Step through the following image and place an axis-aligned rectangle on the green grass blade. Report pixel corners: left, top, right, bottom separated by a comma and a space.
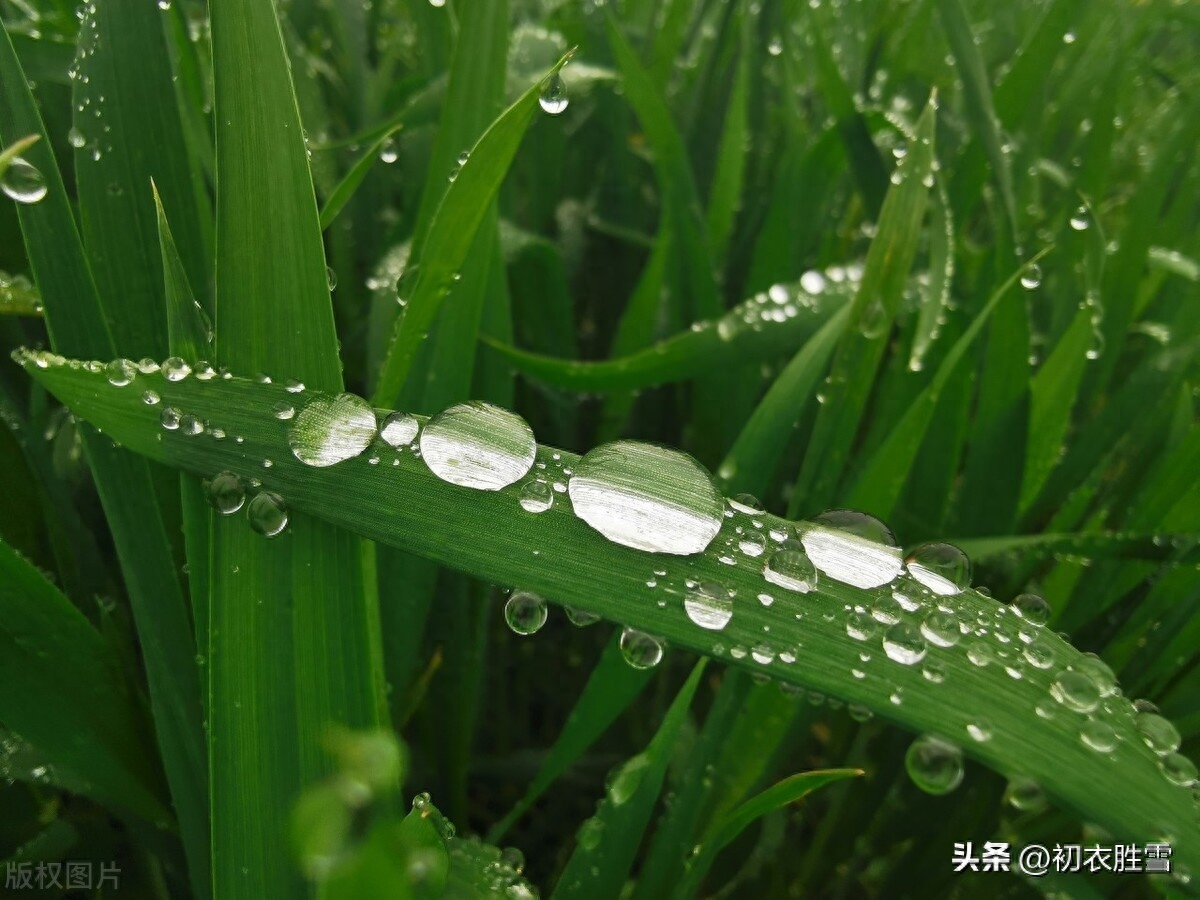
908, 183, 954, 373
486, 634, 654, 844
551, 661, 706, 899
0, 537, 169, 824
318, 126, 402, 231
209, 1, 386, 896
704, 2, 750, 269
20, 355, 1200, 876
371, 52, 572, 408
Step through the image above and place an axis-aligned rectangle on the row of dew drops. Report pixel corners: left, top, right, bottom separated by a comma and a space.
25, 347, 1200, 839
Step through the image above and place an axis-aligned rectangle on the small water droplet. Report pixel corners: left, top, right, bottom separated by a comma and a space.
1020, 262, 1042, 290
1069, 205, 1090, 231
920, 610, 961, 648
800, 270, 826, 294
1012, 593, 1050, 626
1051, 669, 1100, 713
1160, 753, 1198, 787
273, 402, 295, 421
1136, 713, 1181, 756
420, 401, 536, 491
247, 491, 288, 537
882, 622, 926, 665
505, 591, 548, 635
519, 480, 553, 513
966, 718, 993, 742
539, 72, 569, 115
577, 817, 604, 850
142, 390, 160, 405
684, 582, 733, 631
564, 606, 599, 627
1, 157, 47, 204
68, 127, 86, 148
380, 412, 419, 448
105, 358, 136, 386
1005, 777, 1047, 812
619, 628, 663, 669
161, 407, 181, 430
205, 471, 245, 515
904, 542, 970, 595
905, 735, 963, 794
762, 546, 818, 593
326, 265, 337, 290
289, 393, 377, 467
737, 531, 767, 557
1080, 719, 1118, 753
379, 137, 398, 164
180, 414, 204, 436
162, 356, 191, 381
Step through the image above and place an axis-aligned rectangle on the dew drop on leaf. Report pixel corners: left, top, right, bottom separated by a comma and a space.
539, 72, 569, 115
504, 591, 548, 636
420, 401, 536, 490
619, 628, 663, 669
105, 358, 136, 387
1012, 593, 1051, 626
882, 622, 927, 665
518, 479, 553, 513
904, 542, 970, 595
905, 735, 963, 795
162, 356, 191, 382
800, 509, 902, 589
289, 393, 378, 468
762, 546, 817, 593
683, 582, 733, 631
205, 471, 245, 515
247, 491, 288, 538
1080, 719, 1118, 753
379, 411, 419, 448
1, 157, 47, 204
1051, 670, 1100, 713
1136, 713, 1181, 756
1004, 777, 1047, 812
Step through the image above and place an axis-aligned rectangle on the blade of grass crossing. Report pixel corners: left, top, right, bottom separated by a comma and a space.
209, 1, 386, 897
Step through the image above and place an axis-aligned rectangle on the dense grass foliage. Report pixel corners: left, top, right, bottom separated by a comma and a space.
0, 0, 1198, 897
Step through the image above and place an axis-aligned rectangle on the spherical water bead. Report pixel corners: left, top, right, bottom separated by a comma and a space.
619, 628, 663, 669
799, 270, 826, 294
247, 492, 288, 537
1023, 638, 1056, 669
727, 493, 764, 515
1005, 777, 1047, 813
1136, 713, 1181, 756
205, 472, 245, 514
105, 358, 136, 386
161, 407, 181, 430
1069, 205, 1090, 231
921, 610, 961, 648
539, 73, 569, 115
871, 595, 902, 625
905, 735, 963, 795
142, 390, 160, 405
136, 358, 160, 374
762, 547, 818, 593
922, 660, 947, 683
180, 414, 204, 436
162, 356, 191, 381
1020, 262, 1043, 290
1160, 753, 1198, 787
289, 393, 378, 468
845, 610, 879, 642
285, 379, 305, 394
738, 531, 767, 557
904, 542, 970, 595
1074, 653, 1117, 697
1080, 719, 1118, 753
966, 641, 994, 667
420, 401, 536, 491
378, 138, 399, 164
1051, 670, 1100, 713
564, 606, 599, 627
272, 402, 295, 421
569, 441, 723, 555
504, 591, 548, 636
516, 479, 553, 514
68, 127, 86, 149
800, 509, 902, 589
379, 412, 419, 448
1, 157, 47, 204
882, 623, 927, 665
1012, 593, 1051, 626
683, 581, 733, 631
965, 718, 993, 743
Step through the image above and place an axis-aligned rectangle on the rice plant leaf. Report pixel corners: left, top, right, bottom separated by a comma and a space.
318, 125, 402, 230
705, 3, 751, 269
551, 661, 707, 900
908, 183, 954, 373
487, 634, 654, 844
676, 769, 863, 898
209, 0, 387, 896
0, 536, 169, 824
371, 51, 573, 408
18, 354, 1200, 876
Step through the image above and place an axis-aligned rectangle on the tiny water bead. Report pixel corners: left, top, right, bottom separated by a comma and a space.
379, 411, 419, 448
105, 358, 136, 386
420, 401, 536, 491
799, 509, 903, 589
965, 718, 993, 743
1, 157, 47, 204
683, 582, 734, 631
904, 542, 970, 595
289, 393, 378, 468
568, 441, 723, 555
247, 492, 288, 537
519, 480, 554, 513
539, 72, 569, 115
1012, 593, 1051, 626
619, 628, 663, 669
1020, 262, 1043, 290
205, 472, 245, 515
905, 735, 963, 795
504, 591, 548, 636
762, 546, 818, 593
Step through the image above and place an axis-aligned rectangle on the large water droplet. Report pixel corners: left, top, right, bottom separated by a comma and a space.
904, 542, 970, 595
539, 72, 569, 115
762, 546, 818, 593
1, 157, 47, 204
1051, 670, 1100, 713
380, 411, 419, 448
505, 591, 548, 635
1136, 712, 1181, 756
619, 628, 663, 669
568, 441, 723, 555
799, 510, 902, 589
1080, 719, 1117, 753
921, 610, 961, 647
882, 623, 927, 665
205, 471, 245, 515
420, 401, 536, 490
1012, 593, 1050, 626
289, 393, 378, 467
683, 582, 733, 631
905, 735, 963, 795
247, 492, 288, 537
105, 358, 136, 387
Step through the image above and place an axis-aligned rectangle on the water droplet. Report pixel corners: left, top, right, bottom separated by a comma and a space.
1012, 593, 1050, 626
380, 412, 419, 448
247, 492, 288, 537
619, 628, 663, 669
539, 72, 569, 115
751, 643, 774, 664
904, 542, 970, 595
564, 606, 599, 627
1080, 719, 1117, 753
728, 493, 764, 514
1074, 653, 1117, 697
420, 401, 536, 490
1005, 777, 1047, 812
205, 471, 245, 514
105, 358, 136, 386
326, 266, 337, 290
577, 817, 604, 850
1020, 262, 1042, 290
871, 595, 902, 625
1069, 205, 1090, 231
905, 735, 963, 795
379, 137, 398, 164
845, 610, 879, 642
162, 356, 191, 381
1136, 713, 1181, 756
68, 127, 86, 149
966, 718, 993, 742
882, 623, 926, 665
684, 582, 733, 631
272, 402, 295, 421
1051, 670, 1100, 713
762, 547, 818, 593
799, 509, 902, 589
921, 610, 961, 647
1023, 638, 1056, 669
180, 414, 204, 436
505, 591, 548, 635
568, 441, 723, 555
1160, 753, 1198, 787
289, 393, 377, 467
519, 480, 553, 513
859, 297, 887, 338
285, 379, 306, 393
142, 390, 160, 405
800, 270, 826, 294
1, 157, 47, 204
161, 407, 181, 430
